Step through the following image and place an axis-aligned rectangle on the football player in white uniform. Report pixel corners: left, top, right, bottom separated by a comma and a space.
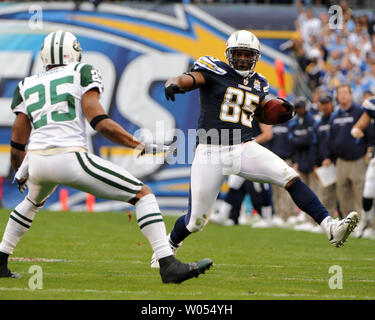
351, 97, 375, 238
0, 30, 212, 282
151, 30, 360, 268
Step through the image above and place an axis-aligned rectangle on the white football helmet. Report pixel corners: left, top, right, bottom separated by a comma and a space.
40, 30, 82, 69
225, 30, 260, 77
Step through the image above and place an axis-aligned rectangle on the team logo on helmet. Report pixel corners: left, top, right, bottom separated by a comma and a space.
73, 39, 81, 52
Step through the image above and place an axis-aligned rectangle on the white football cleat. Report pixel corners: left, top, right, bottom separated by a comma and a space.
238, 212, 261, 225
362, 228, 375, 239
252, 218, 274, 228
326, 212, 360, 247
151, 234, 182, 269
210, 211, 229, 225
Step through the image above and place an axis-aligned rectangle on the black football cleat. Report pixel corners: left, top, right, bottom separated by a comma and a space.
0, 268, 22, 278
159, 255, 213, 284
0, 251, 21, 278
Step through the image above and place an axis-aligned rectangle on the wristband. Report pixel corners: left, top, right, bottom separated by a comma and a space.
90, 114, 109, 129
10, 140, 26, 152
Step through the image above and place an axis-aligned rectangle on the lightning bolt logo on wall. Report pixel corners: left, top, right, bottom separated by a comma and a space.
0, 2, 294, 210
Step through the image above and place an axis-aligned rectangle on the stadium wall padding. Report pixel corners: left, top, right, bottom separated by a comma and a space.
0, 2, 297, 211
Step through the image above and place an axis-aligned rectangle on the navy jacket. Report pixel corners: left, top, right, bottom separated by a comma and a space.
289, 112, 316, 173
314, 115, 331, 166
328, 104, 368, 161
268, 122, 292, 159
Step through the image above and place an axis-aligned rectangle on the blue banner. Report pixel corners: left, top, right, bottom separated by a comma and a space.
0, 2, 296, 211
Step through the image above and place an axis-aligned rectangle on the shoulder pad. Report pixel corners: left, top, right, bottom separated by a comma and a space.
254, 72, 269, 93
78, 64, 104, 92
192, 56, 227, 75
10, 81, 24, 110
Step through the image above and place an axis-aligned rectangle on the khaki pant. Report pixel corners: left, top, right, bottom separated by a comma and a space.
272, 159, 297, 221
272, 184, 297, 220
299, 171, 320, 195
318, 182, 338, 217
299, 170, 320, 223
336, 157, 367, 217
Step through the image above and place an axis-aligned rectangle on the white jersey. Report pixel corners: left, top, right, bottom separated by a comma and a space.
11, 62, 104, 150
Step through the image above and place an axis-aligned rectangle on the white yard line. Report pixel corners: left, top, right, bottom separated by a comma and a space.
0, 287, 374, 299
9, 257, 71, 263
0, 287, 200, 296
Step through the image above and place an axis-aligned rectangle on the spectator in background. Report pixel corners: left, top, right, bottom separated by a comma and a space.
268, 121, 297, 223
289, 97, 317, 192
296, 3, 322, 53
313, 94, 340, 218
323, 84, 368, 216
310, 87, 325, 121
289, 97, 319, 229
293, 0, 375, 103
351, 95, 375, 238
361, 61, 375, 97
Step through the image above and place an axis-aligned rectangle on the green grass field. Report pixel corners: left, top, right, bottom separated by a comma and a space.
0, 208, 374, 300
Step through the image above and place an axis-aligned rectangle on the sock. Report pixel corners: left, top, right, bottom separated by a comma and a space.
286, 178, 329, 224
0, 251, 8, 270
320, 216, 335, 238
226, 186, 245, 223
170, 214, 191, 245
362, 197, 373, 212
261, 206, 273, 220
218, 202, 232, 220
170, 187, 193, 245
135, 194, 172, 261
0, 198, 39, 255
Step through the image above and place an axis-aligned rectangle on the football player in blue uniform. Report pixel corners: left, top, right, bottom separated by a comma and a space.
351, 97, 375, 238
151, 30, 359, 267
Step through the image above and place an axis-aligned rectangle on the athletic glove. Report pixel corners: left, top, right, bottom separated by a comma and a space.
138, 143, 177, 158
164, 84, 185, 102
277, 97, 296, 123
17, 178, 27, 194
14, 153, 29, 194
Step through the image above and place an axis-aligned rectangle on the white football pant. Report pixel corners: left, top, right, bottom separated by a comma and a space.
186, 141, 298, 233
27, 151, 143, 205
363, 157, 375, 199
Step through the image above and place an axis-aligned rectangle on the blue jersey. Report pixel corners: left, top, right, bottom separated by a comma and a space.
288, 112, 316, 173
269, 122, 292, 159
328, 104, 367, 161
191, 56, 269, 145
314, 115, 331, 166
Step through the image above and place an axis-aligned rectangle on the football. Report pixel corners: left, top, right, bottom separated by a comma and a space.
262, 98, 287, 125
